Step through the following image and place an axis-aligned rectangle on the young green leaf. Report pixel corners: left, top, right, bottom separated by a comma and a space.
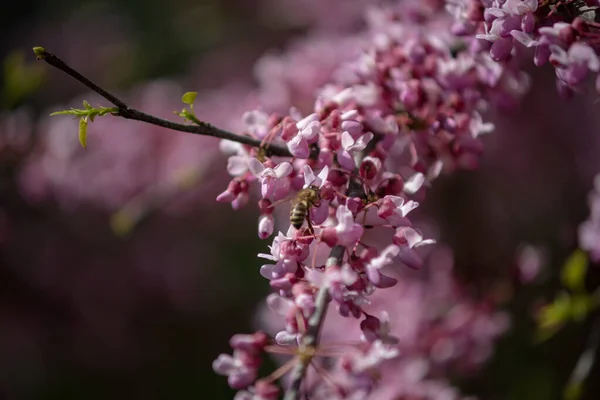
562, 250, 588, 292
181, 91, 198, 106
50, 109, 82, 117
79, 117, 88, 149
536, 291, 572, 341
32, 46, 46, 59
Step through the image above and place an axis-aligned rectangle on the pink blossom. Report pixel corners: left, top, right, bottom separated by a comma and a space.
248, 159, 293, 199
551, 43, 600, 87
234, 380, 279, 400
302, 164, 329, 188
217, 179, 250, 210
286, 114, 321, 158
360, 312, 399, 344
242, 110, 270, 139
344, 340, 400, 374
404, 172, 426, 195
377, 196, 419, 227
393, 227, 436, 270
321, 205, 364, 247
337, 131, 374, 170
365, 245, 400, 288
213, 332, 268, 390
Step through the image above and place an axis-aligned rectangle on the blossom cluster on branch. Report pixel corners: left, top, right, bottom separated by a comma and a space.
213, 1, 529, 398
449, 0, 600, 96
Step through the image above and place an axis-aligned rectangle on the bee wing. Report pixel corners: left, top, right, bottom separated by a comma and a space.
268, 194, 297, 208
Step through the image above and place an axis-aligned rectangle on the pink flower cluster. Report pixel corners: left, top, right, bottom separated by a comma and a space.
259, 246, 509, 399
215, 1, 525, 397
448, 0, 600, 96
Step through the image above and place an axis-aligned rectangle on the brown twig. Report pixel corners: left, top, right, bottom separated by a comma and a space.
32, 47, 294, 158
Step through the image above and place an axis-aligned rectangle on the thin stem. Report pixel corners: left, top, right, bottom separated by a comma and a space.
33, 47, 295, 158
283, 245, 344, 400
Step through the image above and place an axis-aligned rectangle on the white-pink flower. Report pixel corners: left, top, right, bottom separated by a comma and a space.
365, 245, 400, 288
393, 227, 436, 269
302, 164, 329, 188
346, 340, 399, 374
377, 196, 419, 227
322, 204, 363, 248
404, 172, 425, 194
287, 114, 321, 158
248, 159, 293, 199
242, 110, 270, 139
338, 131, 374, 170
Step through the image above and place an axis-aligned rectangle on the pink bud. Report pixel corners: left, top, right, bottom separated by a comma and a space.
321, 227, 338, 247
258, 198, 273, 215
254, 379, 279, 400
359, 159, 378, 180
258, 215, 274, 239
270, 273, 298, 291
346, 197, 362, 213
228, 369, 256, 390
328, 169, 348, 187
360, 315, 381, 342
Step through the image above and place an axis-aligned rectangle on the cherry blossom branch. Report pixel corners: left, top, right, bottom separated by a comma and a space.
284, 245, 345, 400
32, 47, 294, 158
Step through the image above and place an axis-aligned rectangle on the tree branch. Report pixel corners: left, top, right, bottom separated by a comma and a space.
283, 135, 382, 399
284, 245, 345, 400
32, 47, 294, 158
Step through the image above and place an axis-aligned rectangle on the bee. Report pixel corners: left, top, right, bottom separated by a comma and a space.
270, 184, 321, 232
290, 184, 321, 230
